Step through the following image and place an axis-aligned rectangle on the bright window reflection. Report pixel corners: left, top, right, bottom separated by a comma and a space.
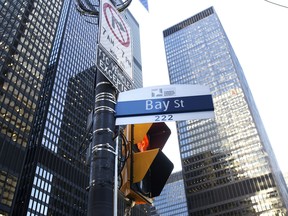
27, 165, 53, 215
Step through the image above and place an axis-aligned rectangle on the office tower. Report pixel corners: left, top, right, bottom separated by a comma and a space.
151, 171, 188, 216
0, 0, 67, 214
124, 10, 143, 89
163, 7, 288, 215
0, 0, 143, 215
139, 0, 149, 11
1, 0, 97, 214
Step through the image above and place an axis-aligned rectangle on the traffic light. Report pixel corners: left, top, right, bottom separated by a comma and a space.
120, 123, 174, 204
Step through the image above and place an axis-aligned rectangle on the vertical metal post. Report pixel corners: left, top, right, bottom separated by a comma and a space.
74, 1, 133, 215
87, 73, 117, 216
114, 135, 119, 216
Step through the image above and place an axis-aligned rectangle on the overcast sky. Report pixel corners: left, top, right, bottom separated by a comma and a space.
128, 0, 288, 173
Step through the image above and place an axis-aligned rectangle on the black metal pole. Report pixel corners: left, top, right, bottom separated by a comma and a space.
74, 1, 133, 214
88, 72, 117, 216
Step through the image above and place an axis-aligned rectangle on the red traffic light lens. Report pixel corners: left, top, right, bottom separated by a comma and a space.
137, 134, 149, 152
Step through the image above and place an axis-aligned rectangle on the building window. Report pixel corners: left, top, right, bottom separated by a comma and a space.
0, 171, 17, 207
27, 165, 53, 215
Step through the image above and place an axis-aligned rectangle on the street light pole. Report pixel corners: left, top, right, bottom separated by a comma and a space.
75, 1, 133, 215
88, 73, 116, 216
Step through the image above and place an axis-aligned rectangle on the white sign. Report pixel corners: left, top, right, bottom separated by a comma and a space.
99, 0, 133, 80
115, 85, 215, 125
116, 112, 215, 125
96, 46, 133, 92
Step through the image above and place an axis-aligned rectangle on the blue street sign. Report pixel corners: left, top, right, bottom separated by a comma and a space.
115, 95, 213, 117
115, 85, 215, 125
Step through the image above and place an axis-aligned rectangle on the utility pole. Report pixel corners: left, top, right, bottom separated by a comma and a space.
88, 74, 116, 215
75, 0, 133, 215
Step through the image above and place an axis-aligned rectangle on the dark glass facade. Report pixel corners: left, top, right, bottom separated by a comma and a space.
163, 7, 288, 215
151, 171, 188, 216
1, 0, 143, 215
1, 0, 64, 214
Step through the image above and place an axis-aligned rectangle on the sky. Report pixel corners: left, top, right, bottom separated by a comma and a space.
128, 0, 288, 173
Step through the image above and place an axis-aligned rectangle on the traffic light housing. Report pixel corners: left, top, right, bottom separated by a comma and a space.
120, 123, 174, 204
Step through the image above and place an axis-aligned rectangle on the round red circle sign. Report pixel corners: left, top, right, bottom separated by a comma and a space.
103, 3, 130, 47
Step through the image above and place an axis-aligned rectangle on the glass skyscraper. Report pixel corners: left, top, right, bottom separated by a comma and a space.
163, 7, 288, 215
124, 10, 143, 89
151, 171, 188, 216
0, 0, 143, 215
1, 0, 66, 214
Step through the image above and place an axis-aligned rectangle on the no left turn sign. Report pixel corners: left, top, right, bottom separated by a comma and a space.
103, 3, 130, 47
99, 0, 133, 80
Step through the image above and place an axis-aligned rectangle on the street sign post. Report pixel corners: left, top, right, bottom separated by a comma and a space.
115, 85, 214, 125
97, 0, 133, 92
82, 0, 133, 215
